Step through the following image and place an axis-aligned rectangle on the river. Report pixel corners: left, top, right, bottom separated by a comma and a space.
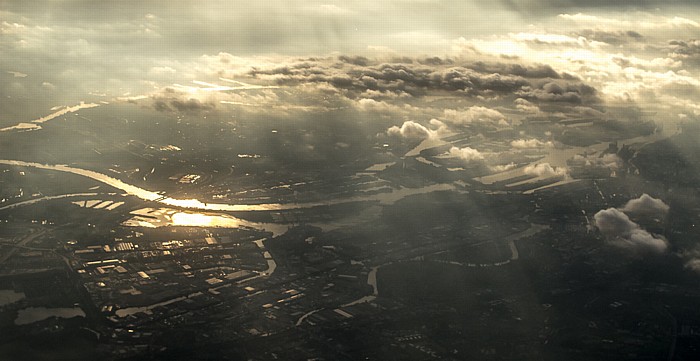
0, 160, 454, 213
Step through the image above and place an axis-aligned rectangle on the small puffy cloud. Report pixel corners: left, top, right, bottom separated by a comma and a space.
511, 138, 553, 149
571, 153, 622, 170
428, 118, 450, 136
524, 162, 567, 177
443, 106, 505, 125
448, 146, 485, 163
41, 81, 55, 90
593, 208, 668, 253
621, 194, 670, 217
489, 162, 517, 172
387, 120, 432, 140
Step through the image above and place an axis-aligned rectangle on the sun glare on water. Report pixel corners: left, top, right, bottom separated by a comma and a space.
170, 212, 240, 228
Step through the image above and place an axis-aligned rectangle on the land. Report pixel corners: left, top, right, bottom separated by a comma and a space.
0, 102, 698, 360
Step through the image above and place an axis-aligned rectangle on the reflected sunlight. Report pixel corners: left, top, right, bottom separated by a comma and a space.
170, 212, 240, 228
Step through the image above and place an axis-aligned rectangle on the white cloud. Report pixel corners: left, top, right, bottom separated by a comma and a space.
387, 120, 433, 140
489, 162, 517, 172
621, 194, 670, 217
448, 146, 485, 163
593, 207, 668, 253
510, 32, 606, 48
149, 66, 177, 75
443, 106, 505, 125
6, 71, 27, 78
511, 138, 553, 149
356, 98, 400, 112
524, 163, 567, 177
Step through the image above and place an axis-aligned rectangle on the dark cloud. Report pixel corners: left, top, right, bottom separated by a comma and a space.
593, 207, 668, 253
418, 57, 454, 66
247, 59, 575, 99
337, 55, 370, 66
669, 39, 700, 63
517, 82, 599, 104
468, 62, 561, 79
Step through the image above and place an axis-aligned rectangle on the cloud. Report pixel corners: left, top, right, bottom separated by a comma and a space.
559, 13, 700, 30
524, 163, 568, 177
41, 82, 56, 90
467, 61, 561, 78
356, 98, 402, 113
514, 98, 540, 113
489, 162, 517, 172
685, 258, 700, 272
338, 55, 370, 66
248, 60, 536, 98
571, 29, 643, 45
621, 194, 670, 217
511, 138, 553, 149
669, 39, 700, 64
593, 208, 668, 253
517, 82, 599, 104
443, 106, 506, 125
6, 70, 27, 78
4, 2, 699, 137
387, 120, 433, 140
149, 66, 177, 75
448, 146, 486, 163
151, 88, 217, 113
680, 247, 700, 274
572, 153, 623, 171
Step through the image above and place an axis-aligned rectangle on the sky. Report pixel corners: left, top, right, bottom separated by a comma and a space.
2, 0, 700, 126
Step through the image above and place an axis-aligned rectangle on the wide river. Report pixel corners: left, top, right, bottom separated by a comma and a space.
0, 159, 454, 213
0, 118, 681, 214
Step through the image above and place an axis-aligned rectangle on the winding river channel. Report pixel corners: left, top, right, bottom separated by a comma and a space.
0, 159, 454, 213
